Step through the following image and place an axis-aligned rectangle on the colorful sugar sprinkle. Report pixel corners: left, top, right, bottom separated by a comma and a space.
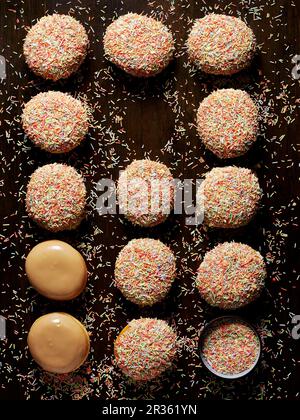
22, 91, 90, 154
199, 166, 263, 228
26, 163, 86, 232
23, 14, 89, 81
196, 89, 259, 159
187, 14, 256, 75
196, 242, 267, 310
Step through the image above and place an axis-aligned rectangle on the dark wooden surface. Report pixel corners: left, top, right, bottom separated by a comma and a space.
0, 0, 299, 400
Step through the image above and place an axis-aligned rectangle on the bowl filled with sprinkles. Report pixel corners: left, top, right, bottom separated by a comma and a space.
199, 316, 261, 379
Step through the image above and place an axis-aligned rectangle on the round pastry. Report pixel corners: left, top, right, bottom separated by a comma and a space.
196, 242, 266, 309
187, 14, 256, 75
114, 318, 177, 381
117, 159, 174, 227
197, 89, 259, 159
23, 14, 89, 81
22, 91, 90, 154
197, 166, 262, 228
115, 238, 176, 306
103, 13, 175, 77
25, 240, 88, 300
26, 163, 86, 232
27, 312, 90, 374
